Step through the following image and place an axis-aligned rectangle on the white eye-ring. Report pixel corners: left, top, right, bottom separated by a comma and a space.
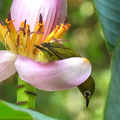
84, 91, 91, 98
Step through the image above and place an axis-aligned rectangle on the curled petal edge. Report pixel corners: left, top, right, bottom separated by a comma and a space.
0, 51, 17, 81
15, 55, 92, 91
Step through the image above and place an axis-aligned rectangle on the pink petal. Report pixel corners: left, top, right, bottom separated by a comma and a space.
15, 55, 91, 91
10, 0, 67, 41
0, 51, 17, 81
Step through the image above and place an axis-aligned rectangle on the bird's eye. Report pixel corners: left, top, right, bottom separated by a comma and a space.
84, 91, 91, 98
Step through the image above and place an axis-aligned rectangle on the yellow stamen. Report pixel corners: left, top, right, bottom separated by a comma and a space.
0, 15, 70, 62
5, 19, 18, 46
18, 29, 23, 47
28, 21, 44, 57
0, 24, 7, 44
0, 24, 17, 53
35, 21, 44, 45
43, 25, 59, 43
54, 23, 70, 39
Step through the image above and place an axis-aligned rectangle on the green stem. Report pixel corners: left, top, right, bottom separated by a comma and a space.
16, 76, 36, 109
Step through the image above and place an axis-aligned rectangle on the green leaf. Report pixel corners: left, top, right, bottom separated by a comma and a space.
0, 100, 32, 119
104, 38, 120, 119
0, 100, 57, 120
94, 0, 120, 52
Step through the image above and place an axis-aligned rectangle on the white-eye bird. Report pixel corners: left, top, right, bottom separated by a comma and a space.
35, 42, 95, 107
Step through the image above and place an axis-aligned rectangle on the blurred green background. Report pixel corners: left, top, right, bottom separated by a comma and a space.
0, 0, 111, 120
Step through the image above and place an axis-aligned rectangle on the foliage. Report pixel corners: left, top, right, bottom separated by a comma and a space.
0, 0, 114, 120
0, 100, 56, 120
104, 38, 120, 120
94, 0, 120, 119
94, 0, 120, 52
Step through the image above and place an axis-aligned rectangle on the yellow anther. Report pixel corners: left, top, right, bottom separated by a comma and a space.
5, 19, 15, 23
20, 21, 24, 27
54, 23, 70, 39
3, 26, 7, 29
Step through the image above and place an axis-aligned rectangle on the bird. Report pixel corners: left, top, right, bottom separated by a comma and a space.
77, 75, 95, 107
34, 42, 95, 107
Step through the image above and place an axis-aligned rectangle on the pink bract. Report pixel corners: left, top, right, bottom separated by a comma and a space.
10, 0, 67, 41
15, 55, 92, 91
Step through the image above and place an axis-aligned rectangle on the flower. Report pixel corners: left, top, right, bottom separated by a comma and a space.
0, 0, 91, 91
10, 0, 67, 41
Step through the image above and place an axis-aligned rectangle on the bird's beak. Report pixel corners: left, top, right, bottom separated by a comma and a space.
86, 97, 89, 107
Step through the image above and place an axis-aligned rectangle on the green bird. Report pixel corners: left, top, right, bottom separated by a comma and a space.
35, 42, 95, 107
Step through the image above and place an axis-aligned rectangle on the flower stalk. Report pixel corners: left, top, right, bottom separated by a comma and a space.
16, 76, 36, 109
